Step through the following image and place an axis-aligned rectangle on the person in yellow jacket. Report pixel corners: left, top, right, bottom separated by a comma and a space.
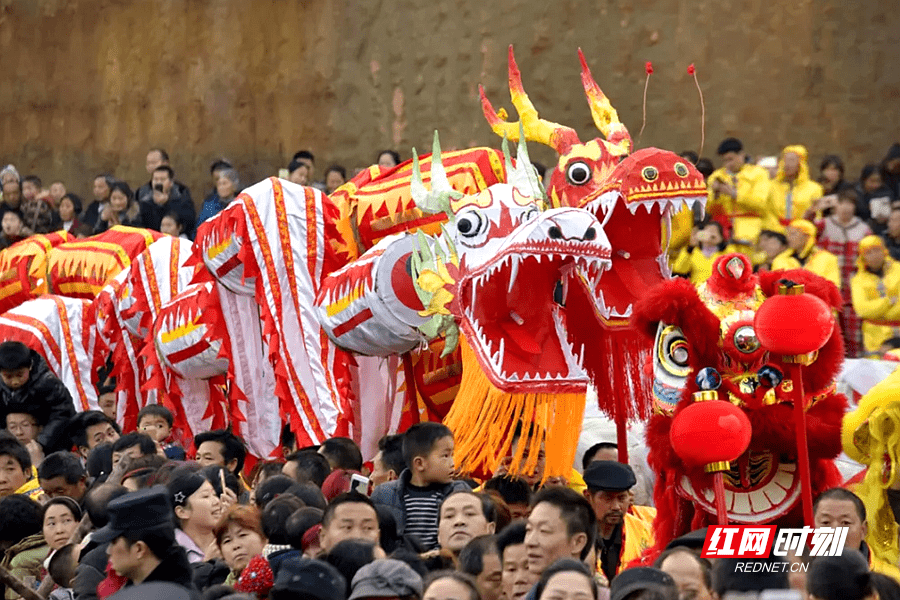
706, 138, 771, 252
850, 235, 900, 355
765, 145, 824, 228
771, 219, 840, 287
583, 460, 655, 583
671, 220, 736, 286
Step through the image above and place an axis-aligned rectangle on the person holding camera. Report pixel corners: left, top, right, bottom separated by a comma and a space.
145, 165, 196, 239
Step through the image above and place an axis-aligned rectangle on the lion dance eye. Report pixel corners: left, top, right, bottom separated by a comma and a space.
658, 325, 691, 377
566, 161, 592, 186
734, 325, 760, 354
641, 166, 659, 182
674, 162, 690, 177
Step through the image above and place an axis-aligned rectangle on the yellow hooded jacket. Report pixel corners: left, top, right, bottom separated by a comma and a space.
770, 220, 840, 287
851, 236, 900, 353
765, 145, 824, 229
706, 163, 771, 248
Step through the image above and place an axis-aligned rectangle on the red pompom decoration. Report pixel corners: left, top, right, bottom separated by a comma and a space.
754, 285, 834, 356
687, 64, 695, 75
670, 401, 751, 466
645, 61, 654, 74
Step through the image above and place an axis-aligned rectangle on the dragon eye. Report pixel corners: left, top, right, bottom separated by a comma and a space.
641, 166, 659, 182
658, 325, 691, 377
566, 161, 592, 186
455, 211, 485, 238
734, 325, 760, 354
674, 162, 690, 178
519, 206, 540, 223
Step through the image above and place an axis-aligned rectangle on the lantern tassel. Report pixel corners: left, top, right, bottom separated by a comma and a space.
790, 362, 815, 525
713, 472, 728, 525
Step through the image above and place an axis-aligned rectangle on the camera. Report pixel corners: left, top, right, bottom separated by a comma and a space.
154, 183, 164, 193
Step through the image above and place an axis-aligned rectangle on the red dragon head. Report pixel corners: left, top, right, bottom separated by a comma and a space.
633, 254, 847, 547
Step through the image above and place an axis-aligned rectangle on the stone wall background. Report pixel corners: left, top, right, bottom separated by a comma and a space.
0, 0, 897, 200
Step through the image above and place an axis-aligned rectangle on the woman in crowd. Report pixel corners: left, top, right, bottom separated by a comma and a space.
197, 168, 240, 228
856, 164, 895, 232
160, 212, 188, 238
214, 504, 267, 586
57, 193, 83, 233
94, 181, 152, 233
41, 497, 81, 554
532, 559, 597, 600
377, 150, 401, 169
423, 571, 481, 600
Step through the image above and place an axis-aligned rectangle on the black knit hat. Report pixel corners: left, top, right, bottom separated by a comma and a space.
717, 137, 743, 155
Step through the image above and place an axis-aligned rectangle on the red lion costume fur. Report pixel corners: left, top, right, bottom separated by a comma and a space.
633, 254, 846, 558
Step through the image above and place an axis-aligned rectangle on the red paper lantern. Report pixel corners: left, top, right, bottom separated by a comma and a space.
754, 285, 834, 356
670, 401, 752, 466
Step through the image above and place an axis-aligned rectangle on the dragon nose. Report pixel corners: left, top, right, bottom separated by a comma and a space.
548, 223, 600, 242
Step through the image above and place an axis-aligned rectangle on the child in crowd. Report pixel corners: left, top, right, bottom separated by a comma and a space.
370, 422, 469, 551
671, 219, 733, 286
56, 193, 83, 233
0, 432, 41, 500
137, 404, 185, 460
160, 212, 188, 238
0, 210, 25, 250
0, 341, 75, 456
755, 229, 788, 272
818, 188, 872, 357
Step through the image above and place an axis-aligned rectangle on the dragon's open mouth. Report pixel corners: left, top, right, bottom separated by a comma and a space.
584, 193, 705, 324
458, 243, 610, 393
677, 452, 801, 523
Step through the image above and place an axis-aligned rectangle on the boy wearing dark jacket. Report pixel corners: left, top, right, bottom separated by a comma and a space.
0, 342, 75, 455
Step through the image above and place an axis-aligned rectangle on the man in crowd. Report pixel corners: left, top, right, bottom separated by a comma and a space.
94, 487, 194, 588
852, 235, 900, 357
772, 219, 840, 287
82, 175, 114, 229
318, 436, 363, 472
68, 410, 120, 460
370, 434, 404, 487
194, 429, 247, 481
437, 491, 497, 555
111, 433, 158, 466
524, 487, 595, 578
582, 442, 618, 470
705, 137, 771, 253
137, 148, 192, 204
37, 451, 88, 503
145, 165, 196, 236
283, 450, 331, 486
583, 460, 655, 582
318, 492, 380, 553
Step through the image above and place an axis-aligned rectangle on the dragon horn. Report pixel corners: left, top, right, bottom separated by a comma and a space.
480, 45, 581, 155
578, 48, 632, 156
410, 132, 462, 215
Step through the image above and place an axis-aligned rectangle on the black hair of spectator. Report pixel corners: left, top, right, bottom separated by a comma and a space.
138, 404, 174, 428
0, 494, 42, 547
162, 211, 185, 233
861, 163, 881, 184
439, 491, 498, 525
154, 165, 175, 181
814, 487, 866, 522
0, 341, 31, 370
377, 434, 406, 476
108, 180, 134, 203
120, 526, 175, 560
531, 487, 597, 560
374, 504, 401, 554
285, 506, 324, 550
838, 187, 860, 205
423, 571, 480, 600
38, 451, 86, 484
85, 442, 114, 481
695, 158, 715, 179
712, 556, 788, 596
112, 432, 157, 457
209, 159, 233, 175
149, 148, 170, 163
495, 520, 527, 559
284, 482, 327, 511
48, 543, 77, 588
377, 150, 401, 166
42, 496, 83, 524
758, 229, 788, 246
324, 165, 347, 180
249, 460, 286, 488
202, 464, 240, 497
653, 547, 712, 590
322, 492, 376, 528
194, 429, 247, 475
582, 442, 618, 471
261, 494, 304, 545
533, 559, 597, 600
458, 534, 498, 578
679, 151, 699, 165
716, 138, 743, 156
820, 154, 845, 177
402, 422, 452, 468
871, 573, 900, 600
280, 423, 296, 453
22, 175, 41, 188
0, 432, 31, 473
292, 150, 315, 164
60, 193, 83, 216
94, 174, 116, 189
390, 546, 429, 579
319, 437, 363, 471
123, 455, 168, 489
324, 539, 380, 587
283, 450, 331, 487
483, 476, 533, 508
255, 475, 297, 509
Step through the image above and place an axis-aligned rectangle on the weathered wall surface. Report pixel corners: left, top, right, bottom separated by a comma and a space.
0, 0, 897, 199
